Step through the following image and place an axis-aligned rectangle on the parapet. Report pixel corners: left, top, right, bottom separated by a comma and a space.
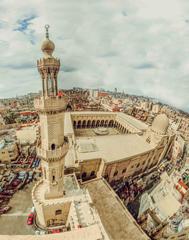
34, 96, 68, 113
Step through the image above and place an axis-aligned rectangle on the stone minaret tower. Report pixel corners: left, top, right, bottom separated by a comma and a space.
34, 25, 68, 200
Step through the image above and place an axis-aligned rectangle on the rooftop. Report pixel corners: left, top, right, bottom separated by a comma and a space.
76, 134, 153, 163
117, 112, 148, 131
139, 172, 182, 221
32, 175, 109, 239
82, 178, 149, 240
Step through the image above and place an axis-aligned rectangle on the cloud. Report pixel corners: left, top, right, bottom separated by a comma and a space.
0, 0, 189, 112
134, 63, 156, 69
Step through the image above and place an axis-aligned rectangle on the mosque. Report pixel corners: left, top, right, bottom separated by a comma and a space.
31, 25, 174, 238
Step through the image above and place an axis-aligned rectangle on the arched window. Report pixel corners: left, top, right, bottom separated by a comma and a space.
52, 169, 56, 183
113, 170, 118, 177
92, 120, 95, 128
51, 144, 56, 150
82, 120, 86, 128
87, 120, 91, 128
73, 121, 77, 129
77, 120, 81, 128
55, 209, 62, 215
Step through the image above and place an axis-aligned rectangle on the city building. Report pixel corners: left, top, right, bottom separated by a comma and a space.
138, 171, 189, 238
16, 125, 39, 145
63, 111, 174, 183
0, 139, 19, 163
169, 134, 185, 164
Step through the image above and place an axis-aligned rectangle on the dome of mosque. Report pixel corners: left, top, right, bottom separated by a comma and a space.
151, 113, 169, 134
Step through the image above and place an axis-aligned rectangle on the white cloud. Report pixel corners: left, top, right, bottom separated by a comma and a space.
0, 0, 189, 111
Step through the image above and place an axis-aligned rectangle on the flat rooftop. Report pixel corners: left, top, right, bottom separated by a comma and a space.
117, 112, 148, 131
76, 134, 153, 163
82, 178, 149, 240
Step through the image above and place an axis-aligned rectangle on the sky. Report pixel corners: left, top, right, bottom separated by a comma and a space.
0, 0, 189, 111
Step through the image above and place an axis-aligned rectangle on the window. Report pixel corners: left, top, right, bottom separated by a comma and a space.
122, 168, 126, 174
55, 209, 62, 215
52, 175, 55, 181
113, 170, 118, 177
90, 171, 95, 176
136, 163, 140, 168
51, 144, 56, 150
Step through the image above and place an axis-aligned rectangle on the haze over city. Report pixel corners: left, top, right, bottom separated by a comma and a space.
0, 0, 189, 111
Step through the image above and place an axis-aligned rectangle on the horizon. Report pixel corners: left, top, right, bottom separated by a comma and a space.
1, 87, 189, 115
0, 0, 189, 112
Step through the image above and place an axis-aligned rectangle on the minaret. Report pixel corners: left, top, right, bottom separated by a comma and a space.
34, 25, 68, 199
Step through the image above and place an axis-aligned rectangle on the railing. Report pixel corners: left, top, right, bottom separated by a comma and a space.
37, 144, 68, 160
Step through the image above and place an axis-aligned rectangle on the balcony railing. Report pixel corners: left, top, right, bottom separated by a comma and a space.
34, 96, 68, 112
37, 143, 68, 160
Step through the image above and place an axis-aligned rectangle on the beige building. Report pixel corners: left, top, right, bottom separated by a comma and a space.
0, 139, 18, 163
170, 134, 185, 163
63, 111, 174, 183
16, 125, 39, 145
138, 171, 188, 239
152, 103, 161, 114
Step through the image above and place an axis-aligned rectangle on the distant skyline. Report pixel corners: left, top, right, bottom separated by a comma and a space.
0, 0, 189, 112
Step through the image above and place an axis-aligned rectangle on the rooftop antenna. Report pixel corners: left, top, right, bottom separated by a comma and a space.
45, 24, 50, 39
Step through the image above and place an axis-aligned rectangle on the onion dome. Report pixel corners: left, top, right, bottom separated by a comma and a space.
41, 25, 55, 58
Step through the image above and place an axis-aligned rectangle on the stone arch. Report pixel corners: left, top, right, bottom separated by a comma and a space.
87, 120, 91, 128
100, 120, 104, 127
92, 120, 96, 128
104, 120, 108, 127
82, 120, 86, 128
96, 120, 100, 127
108, 120, 114, 127
77, 120, 81, 128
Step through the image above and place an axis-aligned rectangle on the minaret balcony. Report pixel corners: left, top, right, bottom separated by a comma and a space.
34, 96, 68, 113
37, 144, 68, 161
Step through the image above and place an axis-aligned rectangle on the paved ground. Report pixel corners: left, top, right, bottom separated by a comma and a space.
75, 127, 121, 137
0, 182, 35, 235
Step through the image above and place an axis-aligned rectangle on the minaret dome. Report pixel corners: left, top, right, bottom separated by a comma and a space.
41, 25, 55, 58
